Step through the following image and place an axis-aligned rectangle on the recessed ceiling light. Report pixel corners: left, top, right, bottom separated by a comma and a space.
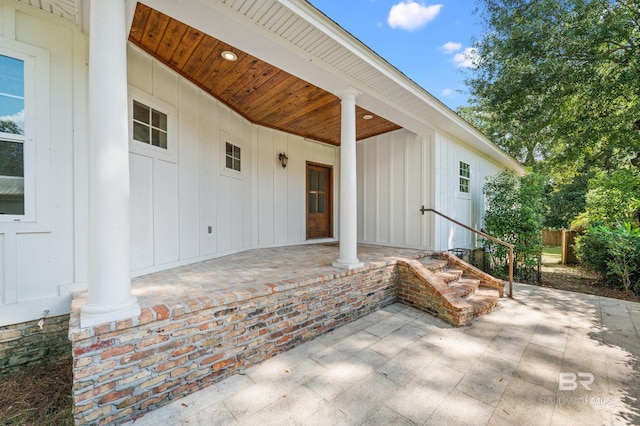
221, 51, 238, 61
363, 114, 374, 120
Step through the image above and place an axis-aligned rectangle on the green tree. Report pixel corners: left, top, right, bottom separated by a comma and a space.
0, 119, 22, 135
461, 0, 640, 176
0, 120, 24, 177
572, 167, 640, 229
543, 173, 591, 229
483, 170, 545, 282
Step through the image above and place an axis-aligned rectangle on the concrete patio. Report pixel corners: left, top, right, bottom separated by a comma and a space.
127, 283, 640, 425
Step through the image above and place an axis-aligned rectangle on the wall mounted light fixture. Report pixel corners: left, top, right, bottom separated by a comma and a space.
278, 153, 288, 168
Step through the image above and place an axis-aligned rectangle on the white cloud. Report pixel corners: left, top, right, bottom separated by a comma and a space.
441, 41, 462, 54
387, 1, 443, 31
453, 47, 478, 68
441, 88, 454, 96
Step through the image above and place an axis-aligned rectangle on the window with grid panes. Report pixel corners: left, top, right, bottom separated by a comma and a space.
225, 142, 241, 172
459, 161, 470, 193
132, 100, 167, 149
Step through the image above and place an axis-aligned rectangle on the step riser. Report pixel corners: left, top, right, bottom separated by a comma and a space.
398, 253, 504, 327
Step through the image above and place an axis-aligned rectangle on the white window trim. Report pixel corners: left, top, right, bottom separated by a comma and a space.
128, 86, 177, 163
220, 130, 244, 179
457, 160, 471, 200
0, 38, 51, 232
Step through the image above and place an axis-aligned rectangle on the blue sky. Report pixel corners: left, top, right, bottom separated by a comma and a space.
0, 54, 25, 133
307, 0, 482, 110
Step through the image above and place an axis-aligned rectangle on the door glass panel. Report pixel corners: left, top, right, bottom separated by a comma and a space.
308, 193, 316, 214
318, 194, 325, 214
308, 169, 317, 191
318, 171, 326, 192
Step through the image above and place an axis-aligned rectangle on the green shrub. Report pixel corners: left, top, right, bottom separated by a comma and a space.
483, 170, 545, 283
571, 168, 640, 230
575, 221, 640, 294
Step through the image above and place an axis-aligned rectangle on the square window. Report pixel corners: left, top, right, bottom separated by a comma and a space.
225, 142, 241, 172
132, 100, 167, 149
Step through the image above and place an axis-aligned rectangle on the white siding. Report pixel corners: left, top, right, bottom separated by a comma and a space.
0, 3, 514, 327
126, 46, 339, 277
0, 12, 341, 325
432, 130, 503, 250
0, 4, 84, 325
357, 129, 434, 249
357, 128, 505, 251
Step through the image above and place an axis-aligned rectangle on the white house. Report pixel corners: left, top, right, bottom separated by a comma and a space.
0, 0, 521, 363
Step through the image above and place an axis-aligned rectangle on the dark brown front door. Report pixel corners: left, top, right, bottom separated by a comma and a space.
306, 163, 332, 239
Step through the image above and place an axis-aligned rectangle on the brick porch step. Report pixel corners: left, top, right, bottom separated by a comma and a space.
419, 258, 448, 273
464, 286, 501, 317
434, 268, 464, 284
449, 276, 480, 298
398, 252, 504, 326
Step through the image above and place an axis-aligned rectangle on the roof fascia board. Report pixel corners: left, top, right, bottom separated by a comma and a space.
146, 0, 433, 135
130, 0, 521, 170
278, 0, 522, 170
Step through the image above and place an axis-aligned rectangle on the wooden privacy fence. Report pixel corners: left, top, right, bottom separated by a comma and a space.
542, 229, 563, 246
542, 229, 579, 264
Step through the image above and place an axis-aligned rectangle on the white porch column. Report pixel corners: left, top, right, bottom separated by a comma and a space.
81, 0, 140, 328
333, 88, 364, 270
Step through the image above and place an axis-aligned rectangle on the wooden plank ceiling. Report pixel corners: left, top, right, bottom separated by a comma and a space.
129, 3, 401, 146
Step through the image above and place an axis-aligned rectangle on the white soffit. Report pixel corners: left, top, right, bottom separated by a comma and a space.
145, 0, 522, 171
16, 0, 76, 21
215, 0, 522, 171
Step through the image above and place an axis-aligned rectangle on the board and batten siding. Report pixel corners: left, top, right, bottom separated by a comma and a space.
0, 13, 340, 327
0, 3, 87, 325
357, 129, 435, 249
357, 128, 505, 252
432, 131, 503, 251
126, 45, 339, 278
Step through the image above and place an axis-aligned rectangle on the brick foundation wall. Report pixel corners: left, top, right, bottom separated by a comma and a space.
0, 315, 71, 375
69, 265, 398, 425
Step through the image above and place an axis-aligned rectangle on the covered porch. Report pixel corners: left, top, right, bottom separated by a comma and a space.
68, 244, 433, 424
72, 244, 429, 328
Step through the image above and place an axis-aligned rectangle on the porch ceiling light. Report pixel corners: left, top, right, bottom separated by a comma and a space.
278, 153, 288, 168
221, 50, 238, 61
363, 114, 374, 120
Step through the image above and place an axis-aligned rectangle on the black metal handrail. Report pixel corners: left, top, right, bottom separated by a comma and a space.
420, 206, 515, 298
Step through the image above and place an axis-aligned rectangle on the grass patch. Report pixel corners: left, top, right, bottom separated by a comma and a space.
542, 245, 561, 256
0, 356, 74, 425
